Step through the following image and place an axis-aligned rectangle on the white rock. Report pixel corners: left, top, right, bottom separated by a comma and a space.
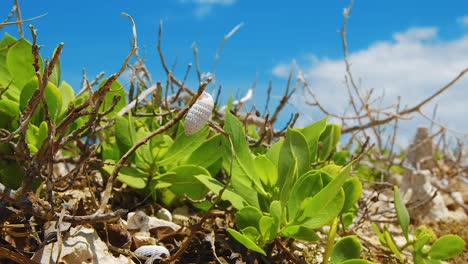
32, 226, 133, 264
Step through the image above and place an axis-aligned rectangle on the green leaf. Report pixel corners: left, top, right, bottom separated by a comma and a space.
186, 134, 223, 168
383, 227, 404, 262
102, 138, 120, 161
254, 155, 278, 188
158, 165, 210, 200
0, 99, 19, 129
341, 177, 362, 213
0, 160, 24, 189
259, 216, 277, 242
37, 121, 48, 147
277, 128, 310, 190
114, 116, 136, 156
59, 81, 75, 112
223, 111, 265, 207
428, 235, 465, 260
7, 38, 43, 100
98, 78, 126, 117
269, 201, 284, 226
48, 48, 61, 86
265, 138, 283, 166
281, 225, 320, 241
331, 235, 362, 264
413, 225, 436, 252
394, 185, 410, 240
296, 164, 352, 227
106, 164, 148, 189
318, 124, 341, 161
0, 34, 17, 99
19, 77, 63, 122
227, 228, 266, 255
288, 171, 322, 222
299, 189, 345, 229
195, 174, 247, 210
300, 117, 328, 162
235, 206, 263, 230
371, 223, 387, 247
160, 124, 209, 166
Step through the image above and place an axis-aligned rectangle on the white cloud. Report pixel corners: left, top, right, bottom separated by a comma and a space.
458, 15, 468, 26
273, 26, 468, 141
180, 0, 236, 18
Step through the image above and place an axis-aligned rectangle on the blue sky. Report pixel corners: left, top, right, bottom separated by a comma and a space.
2, 0, 468, 144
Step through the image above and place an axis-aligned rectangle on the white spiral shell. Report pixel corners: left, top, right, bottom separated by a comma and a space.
134, 245, 170, 259
184, 91, 214, 135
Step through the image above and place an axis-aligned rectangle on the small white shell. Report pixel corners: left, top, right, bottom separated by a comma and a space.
134, 245, 170, 259
156, 208, 172, 222
184, 91, 214, 135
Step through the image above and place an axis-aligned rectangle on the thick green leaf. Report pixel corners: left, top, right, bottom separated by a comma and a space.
25, 124, 39, 152
0, 34, 16, 99
428, 235, 465, 260
299, 189, 344, 229
320, 164, 342, 178
300, 117, 328, 163
223, 111, 265, 207
341, 177, 362, 213
0, 160, 24, 189
7, 38, 43, 100
0, 99, 19, 129
241, 226, 262, 244
331, 235, 362, 264
186, 134, 223, 168
288, 171, 322, 222
98, 79, 126, 117
37, 121, 48, 148
254, 155, 278, 188
19, 78, 63, 122
259, 216, 277, 242
102, 137, 120, 161
371, 223, 387, 247
383, 227, 404, 262
277, 128, 310, 191
194, 174, 247, 210
160, 124, 209, 166
135, 127, 154, 168
297, 164, 352, 226
114, 116, 136, 157
281, 225, 320, 241
108, 165, 148, 189
158, 165, 210, 200
318, 124, 341, 161
59, 81, 75, 112
413, 225, 436, 252
265, 138, 283, 166
236, 206, 263, 230
227, 228, 266, 255
48, 48, 61, 86
279, 159, 298, 204
394, 185, 410, 240
269, 201, 284, 226
332, 150, 350, 165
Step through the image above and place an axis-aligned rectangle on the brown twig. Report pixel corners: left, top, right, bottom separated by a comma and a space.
342, 67, 468, 134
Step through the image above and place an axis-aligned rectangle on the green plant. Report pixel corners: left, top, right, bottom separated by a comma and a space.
372, 186, 465, 263
193, 110, 370, 263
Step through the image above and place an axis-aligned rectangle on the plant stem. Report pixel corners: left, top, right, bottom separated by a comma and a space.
323, 217, 339, 264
